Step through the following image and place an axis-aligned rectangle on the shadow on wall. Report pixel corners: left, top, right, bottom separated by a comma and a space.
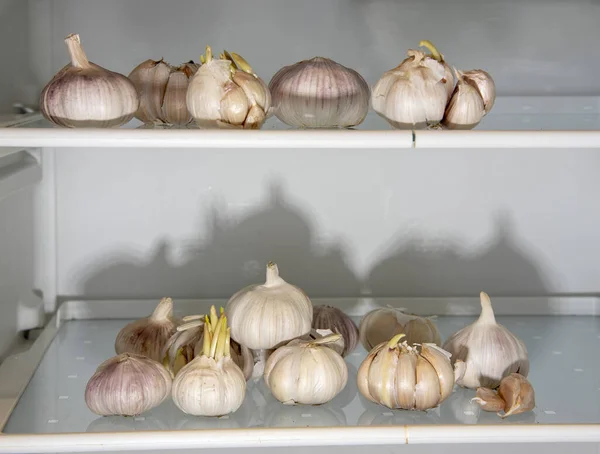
367, 213, 552, 297
80, 185, 551, 300
81, 184, 361, 299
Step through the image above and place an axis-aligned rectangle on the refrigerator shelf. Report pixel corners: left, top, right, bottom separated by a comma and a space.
0, 298, 599, 453
0, 97, 599, 149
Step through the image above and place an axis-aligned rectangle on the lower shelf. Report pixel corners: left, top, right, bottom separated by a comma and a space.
0, 298, 599, 452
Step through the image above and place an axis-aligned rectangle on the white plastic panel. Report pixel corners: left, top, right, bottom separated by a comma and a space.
51, 147, 600, 300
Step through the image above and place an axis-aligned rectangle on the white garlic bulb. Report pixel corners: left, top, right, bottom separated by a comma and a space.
443, 292, 529, 389
129, 59, 199, 126
472, 373, 535, 418
357, 334, 454, 410
40, 34, 138, 128
115, 297, 177, 363
442, 70, 485, 130
186, 46, 270, 129
264, 334, 348, 405
269, 57, 369, 128
163, 309, 253, 380
312, 305, 358, 356
372, 45, 448, 130
359, 307, 441, 350
226, 262, 313, 375
172, 308, 246, 416
462, 69, 496, 114
85, 353, 172, 416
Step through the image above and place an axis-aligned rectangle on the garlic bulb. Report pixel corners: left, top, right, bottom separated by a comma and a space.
172, 307, 246, 416
129, 59, 199, 126
442, 70, 485, 130
472, 373, 535, 418
163, 309, 253, 380
115, 297, 176, 363
186, 46, 270, 129
443, 292, 529, 389
462, 69, 496, 114
85, 353, 171, 416
312, 306, 358, 356
359, 307, 441, 350
226, 262, 313, 375
357, 334, 454, 410
40, 34, 138, 128
372, 42, 449, 130
269, 57, 369, 128
264, 334, 348, 405
417, 40, 455, 101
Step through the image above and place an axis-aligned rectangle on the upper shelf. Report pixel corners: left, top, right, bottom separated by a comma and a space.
1, 97, 600, 149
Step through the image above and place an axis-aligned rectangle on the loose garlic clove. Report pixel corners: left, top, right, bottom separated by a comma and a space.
269, 57, 369, 128
186, 46, 270, 129
442, 70, 486, 130
443, 292, 529, 389
312, 305, 359, 356
497, 373, 535, 418
40, 34, 139, 128
115, 297, 177, 363
226, 262, 313, 376
85, 353, 171, 416
471, 387, 506, 412
359, 307, 441, 351
264, 334, 348, 405
462, 69, 496, 114
172, 308, 246, 416
357, 334, 455, 411
372, 42, 448, 130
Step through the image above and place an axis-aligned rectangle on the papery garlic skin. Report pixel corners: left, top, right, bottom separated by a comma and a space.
357, 335, 454, 410
269, 57, 369, 128
417, 40, 455, 101
264, 334, 348, 405
443, 292, 529, 389
115, 297, 176, 363
442, 72, 485, 130
359, 307, 441, 350
462, 69, 496, 114
312, 305, 358, 356
226, 262, 313, 351
129, 60, 199, 126
186, 47, 270, 129
85, 353, 171, 416
299, 328, 345, 357
40, 34, 138, 128
372, 49, 448, 130
172, 355, 246, 416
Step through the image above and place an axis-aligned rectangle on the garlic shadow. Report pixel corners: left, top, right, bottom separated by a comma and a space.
264, 402, 347, 428
367, 212, 552, 298
356, 393, 441, 425
79, 182, 360, 300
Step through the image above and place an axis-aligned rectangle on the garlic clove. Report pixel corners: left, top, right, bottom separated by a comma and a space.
462, 69, 496, 114
418, 40, 455, 101
414, 355, 441, 411
115, 297, 177, 363
442, 70, 485, 130
394, 344, 417, 409
471, 387, 506, 412
497, 373, 535, 418
41, 34, 139, 128
128, 59, 171, 124
85, 353, 172, 416
244, 104, 266, 130
232, 70, 271, 114
420, 343, 454, 401
356, 344, 380, 404
269, 57, 369, 128
161, 69, 194, 126
312, 305, 359, 356
367, 343, 400, 409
